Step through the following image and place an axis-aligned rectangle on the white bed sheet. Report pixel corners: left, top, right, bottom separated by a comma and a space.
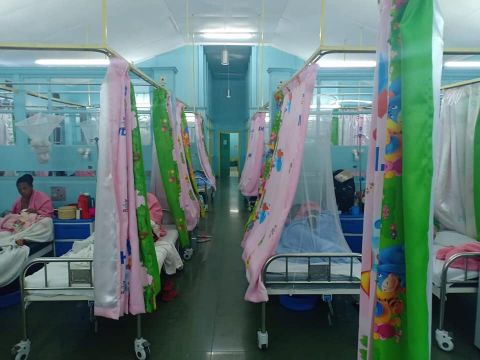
25, 229, 179, 298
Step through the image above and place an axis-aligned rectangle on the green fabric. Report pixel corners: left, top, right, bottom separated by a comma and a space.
400, 0, 434, 358
474, 111, 480, 240
152, 88, 190, 248
331, 111, 339, 145
130, 84, 161, 312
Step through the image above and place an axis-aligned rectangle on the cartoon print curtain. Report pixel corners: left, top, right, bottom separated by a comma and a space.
239, 112, 266, 197
94, 58, 159, 319
357, 0, 443, 359
175, 102, 201, 230
242, 65, 318, 302
151, 88, 190, 248
434, 83, 480, 239
195, 113, 216, 190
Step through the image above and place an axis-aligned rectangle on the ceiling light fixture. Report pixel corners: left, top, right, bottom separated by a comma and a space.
201, 32, 254, 40
221, 49, 229, 66
35, 59, 110, 66
444, 61, 480, 68
317, 60, 376, 68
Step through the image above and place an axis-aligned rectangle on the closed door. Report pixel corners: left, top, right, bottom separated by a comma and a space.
219, 133, 230, 178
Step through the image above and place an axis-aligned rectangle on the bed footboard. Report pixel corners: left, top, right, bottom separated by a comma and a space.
436, 251, 480, 352
262, 252, 362, 295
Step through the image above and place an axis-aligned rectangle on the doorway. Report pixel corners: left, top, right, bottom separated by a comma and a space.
219, 131, 240, 178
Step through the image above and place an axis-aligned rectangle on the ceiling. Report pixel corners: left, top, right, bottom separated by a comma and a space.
204, 46, 251, 79
0, 1, 479, 66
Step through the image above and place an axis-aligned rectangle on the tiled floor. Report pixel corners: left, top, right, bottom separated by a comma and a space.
1, 177, 479, 359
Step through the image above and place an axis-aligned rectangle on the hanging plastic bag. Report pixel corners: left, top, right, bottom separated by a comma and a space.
16, 113, 64, 163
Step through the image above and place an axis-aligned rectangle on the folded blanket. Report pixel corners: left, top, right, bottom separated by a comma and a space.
436, 242, 480, 271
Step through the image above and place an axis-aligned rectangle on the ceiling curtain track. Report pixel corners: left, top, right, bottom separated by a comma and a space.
0, 44, 191, 108
257, 0, 266, 109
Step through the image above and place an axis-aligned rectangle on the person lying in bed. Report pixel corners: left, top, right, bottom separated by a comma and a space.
12, 174, 54, 218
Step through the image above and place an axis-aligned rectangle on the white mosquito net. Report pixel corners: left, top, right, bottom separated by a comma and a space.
275, 110, 351, 256
16, 113, 64, 163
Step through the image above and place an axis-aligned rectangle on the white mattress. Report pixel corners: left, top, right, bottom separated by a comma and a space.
432, 231, 479, 287
25, 229, 179, 298
266, 257, 361, 280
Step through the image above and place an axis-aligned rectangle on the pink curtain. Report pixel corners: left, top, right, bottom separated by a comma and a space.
239, 112, 266, 197
94, 58, 146, 319
173, 102, 200, 231
195, 114, 216, 190
241, 65, 318, 302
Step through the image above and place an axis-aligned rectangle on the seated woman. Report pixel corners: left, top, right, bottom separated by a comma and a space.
12, 174, 54, 218
0, 175, 54, 287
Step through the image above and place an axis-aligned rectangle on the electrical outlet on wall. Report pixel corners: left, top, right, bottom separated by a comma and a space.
51, 186, 66, 201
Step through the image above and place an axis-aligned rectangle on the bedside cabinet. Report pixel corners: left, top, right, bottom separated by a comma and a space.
53, 219, 95, 256
339, 214, 364, 253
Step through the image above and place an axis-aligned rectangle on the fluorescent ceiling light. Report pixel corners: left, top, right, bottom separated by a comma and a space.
317, 60, 376, 68
35, 59, 110, 66
444, 61, 480, 68
200, 32, 254, 40
221, 49, 229, 66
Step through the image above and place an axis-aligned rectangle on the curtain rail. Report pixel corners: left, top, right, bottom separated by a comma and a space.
0, 44, 190, 107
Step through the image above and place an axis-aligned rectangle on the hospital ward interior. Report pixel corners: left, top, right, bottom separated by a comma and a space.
1, 1, 480, 359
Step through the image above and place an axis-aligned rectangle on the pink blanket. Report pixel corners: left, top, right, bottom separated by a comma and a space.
11, 190, 54, 218
436, 242, 480, 271
0, 213, 40, 233
242, 65, 318, 302
239, 112, 266, 197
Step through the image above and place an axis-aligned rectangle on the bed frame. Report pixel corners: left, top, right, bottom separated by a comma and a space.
257, 252, 362, 350
433, 252, 480, 352
11, 257, 151, 360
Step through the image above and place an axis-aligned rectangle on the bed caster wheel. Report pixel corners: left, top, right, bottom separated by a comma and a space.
435, 329, 454, 352
183, 248, 193, 260
11, 340, 30, 360
257, 330, 268, 350
134, 338, 150, 360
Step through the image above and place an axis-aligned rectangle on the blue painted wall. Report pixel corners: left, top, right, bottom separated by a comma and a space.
208, 77, 248, 175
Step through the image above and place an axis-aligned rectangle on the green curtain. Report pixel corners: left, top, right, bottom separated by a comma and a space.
130, 84, 161, 311
152, 88, 190, 248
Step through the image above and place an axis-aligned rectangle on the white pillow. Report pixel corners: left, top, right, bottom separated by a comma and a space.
434, 231, 476, 247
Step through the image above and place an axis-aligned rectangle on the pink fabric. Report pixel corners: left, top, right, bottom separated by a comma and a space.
171, 101, 200, 231
147, 192, 167, 237
147, 192, 163, 225
94, 58, 147, 319
195, 114, 216, 190
11, 190, 54, 218
0, 213, 40, 233
239, 112, 266, 197
436, 242, 480, 271
241, 65, 318, 302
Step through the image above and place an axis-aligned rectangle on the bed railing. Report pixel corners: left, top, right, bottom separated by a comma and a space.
438, 252, 480, 329
20, 257, 94, 294
262, 253, 362, 286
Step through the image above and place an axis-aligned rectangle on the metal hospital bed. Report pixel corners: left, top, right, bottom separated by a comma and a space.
433, 252, 480, 352
256, 252, 362, 349
11, 257, 152, 360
